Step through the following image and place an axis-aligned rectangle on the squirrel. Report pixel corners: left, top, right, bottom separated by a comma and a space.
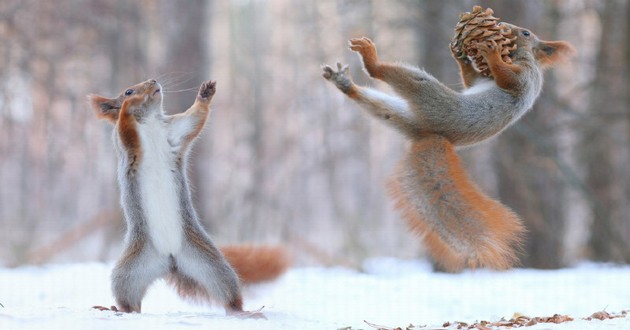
88, 79, 288, 316
322, 24, 574, 271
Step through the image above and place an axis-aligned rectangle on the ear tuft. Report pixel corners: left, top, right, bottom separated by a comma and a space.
535, 40, 576, 70
87, 94, 119, 123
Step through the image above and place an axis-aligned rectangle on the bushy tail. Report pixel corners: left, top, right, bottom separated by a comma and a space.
387, 135, 525, 271
220, 244, 290, 284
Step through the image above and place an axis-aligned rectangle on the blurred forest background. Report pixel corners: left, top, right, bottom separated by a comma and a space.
1, 0, 629, 270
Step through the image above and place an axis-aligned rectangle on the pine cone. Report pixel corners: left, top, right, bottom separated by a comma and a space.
450, 6, 517, 77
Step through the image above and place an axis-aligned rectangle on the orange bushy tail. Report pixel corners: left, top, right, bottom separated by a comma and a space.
387, 135, 525, 271
220, 245, 290, 284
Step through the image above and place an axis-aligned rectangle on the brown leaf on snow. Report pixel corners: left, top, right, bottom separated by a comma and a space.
589, 311, 611, 320
584, 310, 629, 321
378, 309, 629, 330
549, 314, 574, 323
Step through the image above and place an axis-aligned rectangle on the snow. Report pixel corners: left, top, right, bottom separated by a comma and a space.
1, 259, 629, 329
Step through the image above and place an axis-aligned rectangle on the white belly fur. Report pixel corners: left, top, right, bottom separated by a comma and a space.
138, 117, 183, 255
462, 79, 496, 95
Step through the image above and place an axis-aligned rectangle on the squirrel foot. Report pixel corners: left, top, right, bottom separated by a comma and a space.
474, 40, 500, 59
349, 37, 381, 77
349, 37, 378, 63
92, 305, 121, 312
197, 80, 216, 101
450, 42, 471, 64
228, 306, 267, 320
322, 62, 355, 95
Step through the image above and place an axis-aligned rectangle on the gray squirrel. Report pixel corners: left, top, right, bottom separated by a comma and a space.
88, 80, 287, 315
322, 24, 574, 270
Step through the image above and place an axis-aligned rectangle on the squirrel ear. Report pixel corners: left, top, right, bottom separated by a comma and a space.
87, 94, 120, 123
534, 40, 576, 70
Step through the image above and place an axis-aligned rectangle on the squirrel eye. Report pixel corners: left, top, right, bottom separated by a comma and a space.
124, 89, 134, 96
522, 30, 531, 37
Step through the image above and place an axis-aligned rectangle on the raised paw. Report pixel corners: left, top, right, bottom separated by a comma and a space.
450, 41, 470, 64
322, 62, 354, 94
349, 37, 377, 58
197, 80, 216, 100
474, 40, 500, 58
349, 37, 381, 78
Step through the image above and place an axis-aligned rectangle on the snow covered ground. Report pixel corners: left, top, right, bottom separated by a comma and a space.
0, 259, 628, 329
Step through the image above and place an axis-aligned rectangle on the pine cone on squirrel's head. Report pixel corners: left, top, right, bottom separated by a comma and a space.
450, 6, 517, 77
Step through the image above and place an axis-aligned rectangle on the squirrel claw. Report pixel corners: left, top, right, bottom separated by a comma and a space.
348, 37, 379, 75
228, 306, 267, 320
336, 62, 349, 73
198, 80, 216, 100
322, 62, 354, 94
348, 37, 376, 53
321, 65, 334, 80
92, 305, 119, 312
322, 63, 348, 80
474, 40, 500, 58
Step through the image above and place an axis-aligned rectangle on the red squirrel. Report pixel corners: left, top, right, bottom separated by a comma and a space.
88, 80, 288, 315
323, 24, 574, 270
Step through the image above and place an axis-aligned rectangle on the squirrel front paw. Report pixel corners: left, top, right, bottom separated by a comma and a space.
349, 37, 378, 61
349, 37, 381, 78
450, 42, 471, 64
474, 40, 501, 59
197, 80, 216, 101
322, 62, 354, 94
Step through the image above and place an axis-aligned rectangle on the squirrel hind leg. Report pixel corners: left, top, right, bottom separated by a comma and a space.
173, 231, 243, 312
165, 270, 211, 304
388, 135, 525, 271
388, 170, 467, 271
167, 253, 244, 313
111, 243, 169, 312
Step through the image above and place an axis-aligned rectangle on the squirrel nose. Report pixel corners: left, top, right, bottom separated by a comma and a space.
148, 79, 157, 85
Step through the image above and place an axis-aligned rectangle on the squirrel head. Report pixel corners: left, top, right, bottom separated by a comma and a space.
88, 79, 163, 123
503, 23, 575, 70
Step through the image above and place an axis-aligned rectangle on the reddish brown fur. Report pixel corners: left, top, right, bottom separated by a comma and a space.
116, 235, 146, 270
88, 80, 153, 123
349, 38, 382, 78
184, 222, 224, 261
453, 57, 479, 89
478, 43, 523, 92
166, 271, 218, 303
456, 26, 574, 92
87, 94, 119, 123
350, 37, 431, 87
117, 95, 144, 171
165, 243, 288, 306
388, 135, 525, 271
350, 38, 436, 93
220, 245, 290, 284
326, 27, 573, 272
534, 40, 575, 70
91, 79, 283, 316
165, 271, 246, 314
